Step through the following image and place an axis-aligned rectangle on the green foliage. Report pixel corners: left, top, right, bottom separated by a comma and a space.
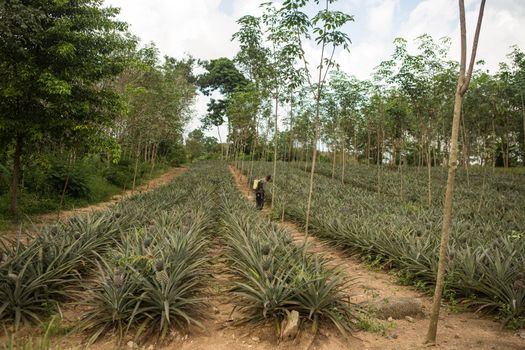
1, 163, 215, 343
186, 129, 220, 161
102, 159, 149, 189
240, 161, 525, 326
197, 57, 249, 129
217, 164, 354, 336
0, 213, 119, 330
47, 161, 90, 199
0, 0, 134, 213
116, 51, 195, 172
160, 141, 187, 166
79, 165, 217, 344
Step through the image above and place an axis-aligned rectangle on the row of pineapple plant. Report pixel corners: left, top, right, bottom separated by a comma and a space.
0, 168, 196, 330
78, 164, 218, 344
216, 163, 355, 337
290, 162, 525, 210
0, 212, 122, 330
297, 161, 525, 219
0, 163, 214, 343
241, 161, 525, 326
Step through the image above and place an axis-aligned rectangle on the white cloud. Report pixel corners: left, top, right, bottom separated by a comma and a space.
396, 0, 525, 72
104, 0, 525, 138
367, 0, 399, 36
106, 0, 237, 60
104, 0, 265, 139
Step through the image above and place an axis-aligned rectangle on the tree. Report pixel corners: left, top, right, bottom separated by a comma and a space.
425, 0, 486, 344
278, 0, 353, 237
261, 2, 305, 209
507, 47, 525, 164
186, 129, 206, 161
233, 15, 271, 178
114, 47, 196, 188
0, 0, 132, 214
197, 57, 249, 159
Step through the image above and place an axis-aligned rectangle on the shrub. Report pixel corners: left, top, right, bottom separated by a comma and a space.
47, 161, 90, 199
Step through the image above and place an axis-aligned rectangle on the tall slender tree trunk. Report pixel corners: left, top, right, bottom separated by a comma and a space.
366, 123, 371, 167
341, 135, 346, 184
249, 114, 258, 185
491, 119, 497, 172
58, 151, 75, 219
272, 94, 279, 209
217, 125, 224, 160
400, 147, 405, 200
331, 146, 336, 179
149, 144, 157, 176
376, 126, 381, 195
426, 0, 485, 344
226, 121, 231, 161
461, 110, 470, 186
288, 95, 295, 162
305, 34, 327, 238
427, 142, 432, 207
522, 93, 525, 165
132, 141, 141, 194
500, 134, 510, 170
10, 135, 24, 215
353, 132, 358, 162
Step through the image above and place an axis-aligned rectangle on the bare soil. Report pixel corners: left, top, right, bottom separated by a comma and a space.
228, 164, 525, 350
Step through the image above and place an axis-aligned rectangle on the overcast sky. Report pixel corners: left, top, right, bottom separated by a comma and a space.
103, 0, 525, 139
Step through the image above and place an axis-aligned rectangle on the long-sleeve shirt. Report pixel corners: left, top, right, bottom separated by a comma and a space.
256, 178, 267, 194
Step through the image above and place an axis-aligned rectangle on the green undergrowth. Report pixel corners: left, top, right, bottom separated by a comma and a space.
0, 161, 171, 234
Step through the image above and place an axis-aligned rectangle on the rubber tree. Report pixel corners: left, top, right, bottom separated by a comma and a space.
380, 35, 452, 205
262, 3, 305, 209
233, 15, 272, 177
326, 72, 367, 183
278, 0, 353, 237
511, 49, 525, 163
425, 0, 486, 344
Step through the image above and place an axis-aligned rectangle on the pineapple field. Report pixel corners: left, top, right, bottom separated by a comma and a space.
0, 162, 359, 348
239, 160, 525, 327
1, 160, 523, 349
3, 0, 525, 348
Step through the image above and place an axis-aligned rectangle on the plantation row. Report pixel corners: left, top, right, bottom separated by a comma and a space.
219, 165, 353, 335
243, 161, 525, 326
295, 161, 525, 220
284, 161, 525, 239
0, 165, 215, 341
0, 161, 353, 344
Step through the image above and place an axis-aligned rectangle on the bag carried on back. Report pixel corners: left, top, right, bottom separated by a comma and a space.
252, 179, 259, 190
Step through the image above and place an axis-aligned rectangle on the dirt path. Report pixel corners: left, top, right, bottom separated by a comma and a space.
1, 167, 187, 241
229, 165, 525, 350
159, 240, 329, 350
40, 167, 188, 222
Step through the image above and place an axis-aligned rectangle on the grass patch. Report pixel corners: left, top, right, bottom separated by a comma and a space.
354, 315, 387, 336
0, 162, 173, 236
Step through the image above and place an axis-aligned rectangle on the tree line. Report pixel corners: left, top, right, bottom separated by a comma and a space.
199, 29, 524, 173
0, 0, 197, 215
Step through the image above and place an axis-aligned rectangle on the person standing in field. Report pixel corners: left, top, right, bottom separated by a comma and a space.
255, 175, 271, 210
